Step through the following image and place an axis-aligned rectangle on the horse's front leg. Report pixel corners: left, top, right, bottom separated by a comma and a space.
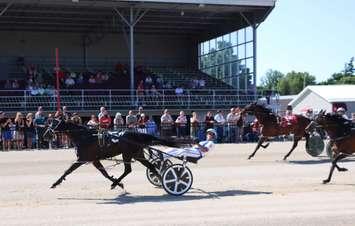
283, 136, 301, 160
111, 161, 132, 190
51, 161, 85, 188
92, 160, 122, 188
248, 136, 267, 160
323, 153, 347, 184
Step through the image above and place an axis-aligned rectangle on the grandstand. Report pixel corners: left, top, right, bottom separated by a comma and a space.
0, 0, 275, 115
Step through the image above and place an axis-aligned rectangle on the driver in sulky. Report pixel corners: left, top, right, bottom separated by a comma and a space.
164, 128, 216, 160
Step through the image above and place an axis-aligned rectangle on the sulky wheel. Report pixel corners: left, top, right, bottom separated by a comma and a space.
146, 159, 172, 187
306, 132, 325, 157
162, 164, 193, 196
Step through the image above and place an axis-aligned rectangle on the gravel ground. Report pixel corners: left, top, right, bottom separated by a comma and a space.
1, 141, 355, 226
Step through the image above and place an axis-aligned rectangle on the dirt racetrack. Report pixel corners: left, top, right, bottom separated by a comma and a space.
1, 141, 355, 226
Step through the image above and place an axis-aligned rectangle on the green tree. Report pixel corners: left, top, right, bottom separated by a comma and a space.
277, 71, 316, 95
260, 69, 284, 90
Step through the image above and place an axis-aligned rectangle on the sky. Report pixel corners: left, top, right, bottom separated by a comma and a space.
257, 0, 355, 84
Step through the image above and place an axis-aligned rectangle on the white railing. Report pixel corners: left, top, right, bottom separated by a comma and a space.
0, 89, 259, 112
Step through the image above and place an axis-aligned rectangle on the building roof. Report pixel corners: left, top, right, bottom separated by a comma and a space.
0, 0, 275, 40
289, 85, 355, 106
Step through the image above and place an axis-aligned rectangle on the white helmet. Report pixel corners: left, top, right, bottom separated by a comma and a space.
337, 107, 346, 113
206, 128, 217, 137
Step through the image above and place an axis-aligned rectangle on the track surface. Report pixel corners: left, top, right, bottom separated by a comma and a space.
1, 141, 355, 226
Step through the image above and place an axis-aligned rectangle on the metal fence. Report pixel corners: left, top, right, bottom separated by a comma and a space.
0, 89, 259, 112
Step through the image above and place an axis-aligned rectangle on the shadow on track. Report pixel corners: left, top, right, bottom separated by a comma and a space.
58, 189, 272, 205
289, 158, 355, 165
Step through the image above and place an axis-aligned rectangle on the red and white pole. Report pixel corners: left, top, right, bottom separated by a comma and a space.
55, 48, 61, 111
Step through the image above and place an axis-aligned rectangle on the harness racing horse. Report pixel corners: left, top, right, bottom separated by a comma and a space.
43, 119, 181, 190
241, 103, 310, 160
312, 110, 355, 184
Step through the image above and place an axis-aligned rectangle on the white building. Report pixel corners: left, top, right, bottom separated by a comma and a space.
288, 85, 355, 118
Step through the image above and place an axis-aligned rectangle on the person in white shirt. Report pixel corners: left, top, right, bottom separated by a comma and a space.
160, 109, 174, 137
175, 111, 187, 137
214, 110, 225, 143
164, 128, 216, 160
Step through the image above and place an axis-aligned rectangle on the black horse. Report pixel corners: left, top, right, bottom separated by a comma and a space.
43, 119, 181, 190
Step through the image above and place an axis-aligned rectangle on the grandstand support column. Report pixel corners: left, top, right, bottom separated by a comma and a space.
129, 7, 134, 105
114, 7, 149, 105
253, 25, 257, 100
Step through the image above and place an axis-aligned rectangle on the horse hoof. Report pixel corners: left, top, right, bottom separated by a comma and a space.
111, 181, 124, 190
322, 179, 330, 184
339, 168, 348, 172
50, 185, 56, 189
247, 156, 253, 160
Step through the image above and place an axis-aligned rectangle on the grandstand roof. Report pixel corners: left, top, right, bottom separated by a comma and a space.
0, 0, 275, 40
289, 85, 355, 105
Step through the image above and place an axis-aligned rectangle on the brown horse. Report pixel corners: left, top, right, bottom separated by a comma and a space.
241, 102, 310, 160
312, 110, 355, 184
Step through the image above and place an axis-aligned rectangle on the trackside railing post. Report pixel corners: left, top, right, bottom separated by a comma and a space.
81, 89, 84, 110
24, 90, 27, 112
187, 90, 191, 109
109, 89, 112, 111
212, 90, 216, 109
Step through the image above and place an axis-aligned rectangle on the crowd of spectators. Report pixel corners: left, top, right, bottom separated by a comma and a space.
0, 105, 263, 151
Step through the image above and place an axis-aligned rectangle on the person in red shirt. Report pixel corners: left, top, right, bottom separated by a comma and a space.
99, 110, 112, 129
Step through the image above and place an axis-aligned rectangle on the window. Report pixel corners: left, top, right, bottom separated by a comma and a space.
198, 26, 254, 91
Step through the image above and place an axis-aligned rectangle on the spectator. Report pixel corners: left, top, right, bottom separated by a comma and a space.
63, 106, 72, 121
95, 72, 103, 84
136, 80, 145, 106
190, 111, 200, 139
65, 76, 75, 88
25, 113, 35, 149
4, 80, 11, 89
99, 110, 111, 129
98, 106, 106, 120
146, 116, 158, 136
34, 106, 47, 149
136, 106, 145, 121
87, 115, 99, 129
144, 75, 153, 90
160, 109, 174, 137
175, 86, 184, 96
226, 108, 238, 143
352, 112, 355, 126
14, 112, 25, 150
214, 110, 225, 143
155, 76, 163, 89
1, 113, 13, 151
71, 113, 82, 125
175, 111, 187, 138
137, 113, 148, 133
88, 75, 96, 84
150, 85, 160, 96
126, 110, 137, 130
12, 80, 20, 89
113, 112, 125, 130
199, 78, 206, 89
204, 111, 214, 130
